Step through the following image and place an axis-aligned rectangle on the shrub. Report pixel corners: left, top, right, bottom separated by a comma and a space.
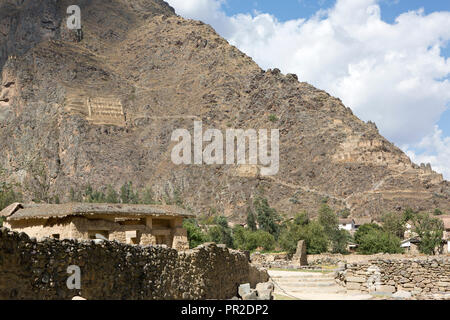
207, 216, 234, 248
354, 223, 383, 245
183, 219, 209, 249
233, 226, 275, 251
356, 228, 403, 254
278, 220, 328, 254
268, 114, 278, 122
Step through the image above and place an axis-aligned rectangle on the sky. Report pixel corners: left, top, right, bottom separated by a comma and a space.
166, 0, 450, 179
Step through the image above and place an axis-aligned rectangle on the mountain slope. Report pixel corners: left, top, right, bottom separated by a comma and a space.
0, 0, 449, 221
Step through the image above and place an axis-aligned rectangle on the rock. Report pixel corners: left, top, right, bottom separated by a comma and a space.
347, 276, 365, 283
72, 296, 86, 300
242, 290, 258, 300
256, 282, 274, 300
377, 285, 396, 293
256, 282, 274, 292
347, 282, 361, 290
292, 240, 307, 266
392, 291, 412, 299
238, 283, 251, 298
257, 289, 273, 300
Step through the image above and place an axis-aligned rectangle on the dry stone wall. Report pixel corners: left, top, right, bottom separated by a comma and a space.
335, 257, 450, 298
0, 228, 268, 300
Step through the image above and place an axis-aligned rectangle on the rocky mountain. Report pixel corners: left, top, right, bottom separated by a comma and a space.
0, 0, 449, 221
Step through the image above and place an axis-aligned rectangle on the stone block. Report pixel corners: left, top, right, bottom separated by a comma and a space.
377, 285, 396, 293
392, 291, 412, 299
242, 290, 258, 300
292, 240, 307, 266
238, 283, 251, 298
347, 276, 366, 283
347, 282, 361, 290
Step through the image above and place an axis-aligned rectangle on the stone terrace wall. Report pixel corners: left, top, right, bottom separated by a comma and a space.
335, 257, 450, 298
0, 228, 268, 300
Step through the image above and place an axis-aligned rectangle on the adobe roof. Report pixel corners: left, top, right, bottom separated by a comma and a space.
1, 203, 194, 221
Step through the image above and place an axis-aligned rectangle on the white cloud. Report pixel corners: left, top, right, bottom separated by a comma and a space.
166, 0, 450, 178
404, 126, 450, 179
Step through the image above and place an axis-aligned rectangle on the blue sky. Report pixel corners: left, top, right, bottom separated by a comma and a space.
223, 0, 450, 23
223, 0, 450, 138
168, 0, 450, 178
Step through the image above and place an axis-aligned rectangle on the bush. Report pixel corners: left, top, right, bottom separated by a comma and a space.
278, 220, 328, 254
356, 228, 403, 254
233, 226, 275, 251
207, 216, 234, 248
183, 219, 209, 249
268, 114, 278, 122
354, 223, 383, 245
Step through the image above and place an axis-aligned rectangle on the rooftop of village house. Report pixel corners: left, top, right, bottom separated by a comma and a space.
0, 202, 194, 221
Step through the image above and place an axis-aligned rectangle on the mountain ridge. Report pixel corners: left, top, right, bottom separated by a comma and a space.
0, 0, 449, 222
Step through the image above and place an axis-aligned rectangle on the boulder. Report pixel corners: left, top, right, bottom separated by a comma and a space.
238, 283, 251, 298
292, 240, 307, 266
256, 282, 274, 300
392, 291, 412, 299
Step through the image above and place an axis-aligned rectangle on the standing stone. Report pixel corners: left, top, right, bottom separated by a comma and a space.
293, 240, 307, 266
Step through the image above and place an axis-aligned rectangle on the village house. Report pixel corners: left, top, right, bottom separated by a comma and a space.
0, 203, 194, 250
439, 215, 450, 253
338, 218, 355, 232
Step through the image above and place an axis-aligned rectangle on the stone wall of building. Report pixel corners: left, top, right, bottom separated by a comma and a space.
335, 257, 450, 298
0, 228, 268, 300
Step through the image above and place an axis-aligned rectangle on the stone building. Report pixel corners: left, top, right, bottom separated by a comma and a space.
0, 203, 193, 250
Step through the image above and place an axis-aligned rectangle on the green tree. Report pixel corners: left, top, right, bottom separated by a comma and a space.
354, 223, 383, 245
330, 229, 350, 254
382, 212, 407, 238
120, 182, 139, 204
356, 228, 403, 254
183, 219, 209, 248
413, 212, 444, 255
140, 187, 156, 204
233, 226, 275, 251
246, 208, 257, 231
317, 204, 347, 253
278, 219, 328, 255
208, 216, 234, 248
305, 221, 329, 254
253, 196, 280, 237
105, 185, 119, 203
